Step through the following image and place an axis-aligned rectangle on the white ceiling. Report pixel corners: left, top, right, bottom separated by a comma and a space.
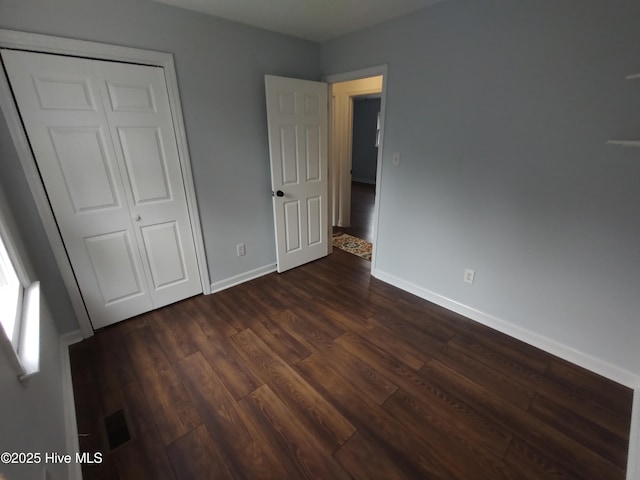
153, 0, 447, 42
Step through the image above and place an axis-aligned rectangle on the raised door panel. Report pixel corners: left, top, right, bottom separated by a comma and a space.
33, 76, 96, 111
307, 196, 322, 247
48, 127, 121, 213
81, 227, 152, 327
277, 91, 296, 115
279, 126, 299, 186
117, 127, 172, 205
140, 221, 188, 289
305, 126, 321, 182
283, 201, 302, 253
84, 230, 147, 305
106, 81, 156, 113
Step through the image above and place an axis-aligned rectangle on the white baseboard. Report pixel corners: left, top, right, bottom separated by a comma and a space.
60, 330, 84, 480
372, 268, 640, 479
210, 263, 277, 294
372, 268, 640, 387
628, 390, 640, 480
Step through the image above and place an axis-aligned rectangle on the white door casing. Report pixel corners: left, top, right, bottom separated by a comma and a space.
2, 49, 202, 329
265, 75, 329, 273
324, 65, 388, 272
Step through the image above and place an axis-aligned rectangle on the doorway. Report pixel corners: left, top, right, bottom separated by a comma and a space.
326, 69, 386, 266
346, 95, 381, 243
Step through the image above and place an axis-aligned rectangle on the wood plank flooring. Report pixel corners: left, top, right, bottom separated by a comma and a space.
335, 182, 376, 242
69, 249, 633, 479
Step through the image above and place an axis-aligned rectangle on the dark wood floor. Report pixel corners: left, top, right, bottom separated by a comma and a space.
335, 182, 376, 242
69, 249, 633, 479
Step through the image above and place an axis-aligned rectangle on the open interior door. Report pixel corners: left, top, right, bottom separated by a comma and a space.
265, 75, 329, 273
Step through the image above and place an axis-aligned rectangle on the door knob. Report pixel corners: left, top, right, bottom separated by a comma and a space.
276, 190, 284, 197
134, 214, 141, 221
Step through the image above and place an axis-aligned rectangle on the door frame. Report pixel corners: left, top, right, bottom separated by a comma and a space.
0, 29, 211, 338
324, 65, 388, 271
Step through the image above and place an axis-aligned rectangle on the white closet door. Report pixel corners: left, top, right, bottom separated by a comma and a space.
97, 60, 201, 311
2, 49, 202, 329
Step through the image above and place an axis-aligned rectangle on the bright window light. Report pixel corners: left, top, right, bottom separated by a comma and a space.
19, 281, 40, 378
0, 185, 40, 379
0, 234, 22, 346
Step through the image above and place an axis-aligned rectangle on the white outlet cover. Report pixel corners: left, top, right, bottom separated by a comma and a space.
464, 269, 475, 284
392, 152, 400, 166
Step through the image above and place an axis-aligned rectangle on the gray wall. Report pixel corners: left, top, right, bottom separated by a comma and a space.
321, 0, 640, 377
0, 0, 320, 333
351, 98, 380, 184
0, 309, 69, 480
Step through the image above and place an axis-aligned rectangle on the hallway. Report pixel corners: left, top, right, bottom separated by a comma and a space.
334, 182, 375, 243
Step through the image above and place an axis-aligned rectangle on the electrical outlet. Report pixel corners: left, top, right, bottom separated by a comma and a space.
392, 152, 400, 166
464, 269, 475, 284
236, 243, 246, 256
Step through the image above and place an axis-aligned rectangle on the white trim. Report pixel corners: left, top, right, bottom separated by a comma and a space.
0, 29, 211, 337
372, 268, 640, 388
60, 330, 83, 480
0, 29, 167, 65
323, 65, 388, 274
210, 263, 277, 293
607, 140, 640, 147
324, 65, 388, 84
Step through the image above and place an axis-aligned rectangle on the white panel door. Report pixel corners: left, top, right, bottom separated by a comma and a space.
2, 49, 201, 329
97, 60, 201, 309
265, 75, 329, 273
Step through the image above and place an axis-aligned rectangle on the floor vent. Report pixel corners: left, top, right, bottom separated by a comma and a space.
104, 409, 131, 450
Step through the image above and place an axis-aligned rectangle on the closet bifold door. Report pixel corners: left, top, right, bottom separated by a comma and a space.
1, 49, 201, 329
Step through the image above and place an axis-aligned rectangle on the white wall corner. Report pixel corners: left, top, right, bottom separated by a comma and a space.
60, 330, 84, 480
210, 263, 277, 294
